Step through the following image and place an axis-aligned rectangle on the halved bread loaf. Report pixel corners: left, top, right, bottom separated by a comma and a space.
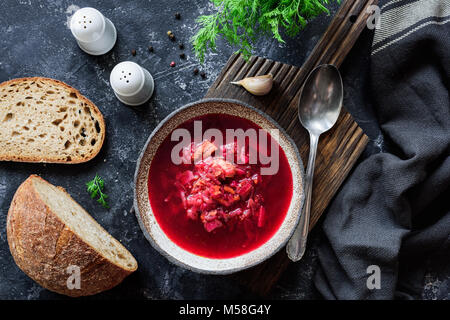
0, 77, 105, 163
7, 175, 137, 297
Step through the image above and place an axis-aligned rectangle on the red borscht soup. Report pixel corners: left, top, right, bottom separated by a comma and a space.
148, 114, 293, 259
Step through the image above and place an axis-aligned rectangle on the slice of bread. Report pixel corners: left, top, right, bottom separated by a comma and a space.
7, 175, 138, 297
0, 77, 105, 163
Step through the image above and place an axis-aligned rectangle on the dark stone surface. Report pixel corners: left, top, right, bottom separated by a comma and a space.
0, 0, 443, 300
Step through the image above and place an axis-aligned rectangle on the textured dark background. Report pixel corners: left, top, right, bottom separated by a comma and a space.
0, 0, 445, 299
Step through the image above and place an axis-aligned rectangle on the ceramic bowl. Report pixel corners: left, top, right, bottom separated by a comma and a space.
134, 98, 304, 274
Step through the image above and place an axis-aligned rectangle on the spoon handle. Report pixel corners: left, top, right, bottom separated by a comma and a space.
287, 133, 319, 262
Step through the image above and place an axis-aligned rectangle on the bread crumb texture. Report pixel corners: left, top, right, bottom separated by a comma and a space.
0, 77, 105, 163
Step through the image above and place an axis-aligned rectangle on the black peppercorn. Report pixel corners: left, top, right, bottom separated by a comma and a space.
131, 49, 136, 56
175, 12, 181, 20
148, 46, 154, 52
169, 33, 175, 41
180, 53, 186, 59
178, 43, 184, 50
200, 71, 206, 79
193, 68, 199, 75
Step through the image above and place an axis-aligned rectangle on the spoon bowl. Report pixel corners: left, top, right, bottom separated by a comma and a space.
287, 64, 343, 262
298, 64, 343, 136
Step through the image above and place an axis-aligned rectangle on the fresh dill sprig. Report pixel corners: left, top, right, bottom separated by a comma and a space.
191, 0, 334, 63
86, 174, 109, 209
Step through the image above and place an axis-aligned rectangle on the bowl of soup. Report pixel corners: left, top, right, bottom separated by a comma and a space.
134, 99, 304, 274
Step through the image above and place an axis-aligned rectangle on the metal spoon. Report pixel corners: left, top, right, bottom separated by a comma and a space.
286, 64, 343, 262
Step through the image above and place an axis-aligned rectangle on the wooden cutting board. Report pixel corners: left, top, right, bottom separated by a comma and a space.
204, 0, 376, 296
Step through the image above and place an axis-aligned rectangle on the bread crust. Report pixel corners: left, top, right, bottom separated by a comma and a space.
7, 175, 136, 297
0, 77, 106, 164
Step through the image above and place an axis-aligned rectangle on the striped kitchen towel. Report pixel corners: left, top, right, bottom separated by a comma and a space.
315, 0, 449, 299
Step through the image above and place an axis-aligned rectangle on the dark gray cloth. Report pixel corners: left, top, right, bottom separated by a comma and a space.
314, 0, 450, 299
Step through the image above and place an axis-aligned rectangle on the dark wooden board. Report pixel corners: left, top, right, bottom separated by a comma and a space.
204, 0, 376, 296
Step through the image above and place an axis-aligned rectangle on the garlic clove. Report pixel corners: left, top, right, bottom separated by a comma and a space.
230, 74, 273, 96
